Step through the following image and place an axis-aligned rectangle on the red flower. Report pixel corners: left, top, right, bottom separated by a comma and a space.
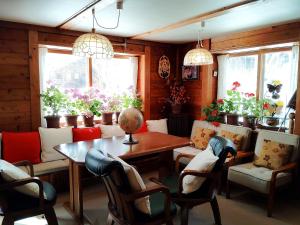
217, 99, 224, 104
211, 121, 220, 127
248, 93, 255, 97
211, 110, 218, 117
232, 81, 241, 87
263, 103, 270, 109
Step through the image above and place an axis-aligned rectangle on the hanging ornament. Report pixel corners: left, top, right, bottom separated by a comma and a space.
158, 55, 171, 79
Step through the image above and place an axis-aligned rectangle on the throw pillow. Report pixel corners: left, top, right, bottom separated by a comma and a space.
182, 145, 219, 194
135, 121, 148, 133
0, 159, 45, 198
146, 119, 168, 134
2, 132, 41, 164
191, 128, 216, 150
109, 154, 151, 215
99, 124, 126, 138
220, 130, 244, 150
254, 139, 292, 170
39, 127, 73, 162
72, 127, 101, 142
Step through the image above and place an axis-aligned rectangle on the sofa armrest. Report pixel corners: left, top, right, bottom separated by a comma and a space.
13, 160, 34, 176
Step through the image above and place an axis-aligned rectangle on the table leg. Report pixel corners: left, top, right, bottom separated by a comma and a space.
158, 151, 174, 179
73, 163, 83, 220
68, 161, 74, 211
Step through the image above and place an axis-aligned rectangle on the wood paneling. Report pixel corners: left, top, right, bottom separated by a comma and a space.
211, 21, 300, 52
0, 27, 30, 131
176, 40, 218, 119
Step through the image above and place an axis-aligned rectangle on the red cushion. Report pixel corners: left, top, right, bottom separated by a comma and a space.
135, 122, 148, 133
72, 128, 101, 142
2, 132, 41, 164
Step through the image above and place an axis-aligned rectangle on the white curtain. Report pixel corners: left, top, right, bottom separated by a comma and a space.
290, 44, 299, 98
39, 47, 48, 127
129, 56, 138, 94
217, 54, 230, 99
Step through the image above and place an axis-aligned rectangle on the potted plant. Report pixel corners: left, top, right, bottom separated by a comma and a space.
41, 86, 67, 128
167, 83, 190, 114
65, 99, 81, 128
76, 88, 102, 127
241, 92, 263, 129
263, 100, 284, 126
122, 92, 143, 111
216, 99, 226, 123
100, 95, 122, 125
202, 100, 225, 125
223, 81, 241, 125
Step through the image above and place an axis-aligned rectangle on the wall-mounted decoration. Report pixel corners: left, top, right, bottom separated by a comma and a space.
158, 55, 170, 79
182, 66, 199, 81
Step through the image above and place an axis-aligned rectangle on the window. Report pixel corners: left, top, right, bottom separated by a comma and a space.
40, 48, 138, 95
217, 44, 299, 121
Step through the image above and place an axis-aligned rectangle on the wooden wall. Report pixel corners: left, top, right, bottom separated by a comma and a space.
0, 27, 31, 131
176, 40, 218, 119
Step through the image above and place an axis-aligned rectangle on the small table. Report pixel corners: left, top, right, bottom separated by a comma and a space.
54, 132, 190, 220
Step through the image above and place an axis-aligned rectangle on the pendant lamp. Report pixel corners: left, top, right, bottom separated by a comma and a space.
183, 21, 213, 66
73, 9, 114, 59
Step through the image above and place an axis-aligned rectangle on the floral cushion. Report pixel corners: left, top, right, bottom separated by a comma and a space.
220, 130, 243, 150
254, 139, 292, 170
191, 128, 216, 150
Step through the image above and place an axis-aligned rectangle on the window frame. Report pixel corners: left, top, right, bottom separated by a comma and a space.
227, 46, 292, 99
47, 48, 137, 89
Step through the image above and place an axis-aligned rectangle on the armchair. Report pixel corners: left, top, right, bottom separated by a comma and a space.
0, 160, 58, 225
151, 136, 237, 225
85, 149, 176, 225
226, 130, 300, 217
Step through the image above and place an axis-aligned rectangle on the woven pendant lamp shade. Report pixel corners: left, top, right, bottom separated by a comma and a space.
183, 47, 213, 66
73, 32, 114, 59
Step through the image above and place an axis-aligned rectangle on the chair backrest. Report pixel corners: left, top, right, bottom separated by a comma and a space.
254, 130, 300, 162
191, 120, 252, 150
209, 136, 237, 172
85, 149, 134, 222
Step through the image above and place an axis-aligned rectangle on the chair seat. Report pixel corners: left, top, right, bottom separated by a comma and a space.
135, 192, 177, 222
0, 181, 57, 213
228, 162, 292, 194
173, 146, 200, 164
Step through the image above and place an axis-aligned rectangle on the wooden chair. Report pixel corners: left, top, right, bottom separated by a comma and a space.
85, 150, 177, 225
0, 160, 58, 225
151, 136, 237, 225
226, 130, 300, 217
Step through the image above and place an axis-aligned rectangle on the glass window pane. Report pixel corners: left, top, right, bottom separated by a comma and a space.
262, 51, 295, 118
92, 57, 138, 96
45, 52, 88, 90
220, 55, 258, 98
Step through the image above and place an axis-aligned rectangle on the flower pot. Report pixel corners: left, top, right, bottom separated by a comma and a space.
115, 111, 121, 123
102, 112, 114, 125
83, 115, 94, 127
226, 113, 239, 125
265, 117, 279, 126
65, 115, 78, 128
44, 115, 61, 128
243, 116, 257, 130
171, 104, 182, 114
219, 113, 226, 124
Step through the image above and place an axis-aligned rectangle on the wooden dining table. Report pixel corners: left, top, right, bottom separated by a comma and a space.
54, 132, 191, 221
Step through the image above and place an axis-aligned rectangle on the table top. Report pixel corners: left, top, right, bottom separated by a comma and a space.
54, 132, 191, 164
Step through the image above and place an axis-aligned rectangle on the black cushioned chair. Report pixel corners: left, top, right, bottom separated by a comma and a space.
85, 150, 176, 225
0, 160, 58, 225
151, 136, 237, 225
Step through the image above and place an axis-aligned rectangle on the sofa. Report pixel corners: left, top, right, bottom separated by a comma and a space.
173, 120, 253, 164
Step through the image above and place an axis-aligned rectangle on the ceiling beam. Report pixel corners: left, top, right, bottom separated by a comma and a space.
131, 0, 262, 40
57, 0, 117, 29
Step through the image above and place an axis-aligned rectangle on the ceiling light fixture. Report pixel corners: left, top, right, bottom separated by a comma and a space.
73, 1, 123, 59
183, 21, 213, 66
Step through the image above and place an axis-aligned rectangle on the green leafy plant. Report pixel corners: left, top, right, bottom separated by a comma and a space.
65, 99, 81, 115
202, 101, 223, 123
240, 93, 264, 118
122, 93, 143, 110
78, 99, 102, 117
41, 86, 67, 116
